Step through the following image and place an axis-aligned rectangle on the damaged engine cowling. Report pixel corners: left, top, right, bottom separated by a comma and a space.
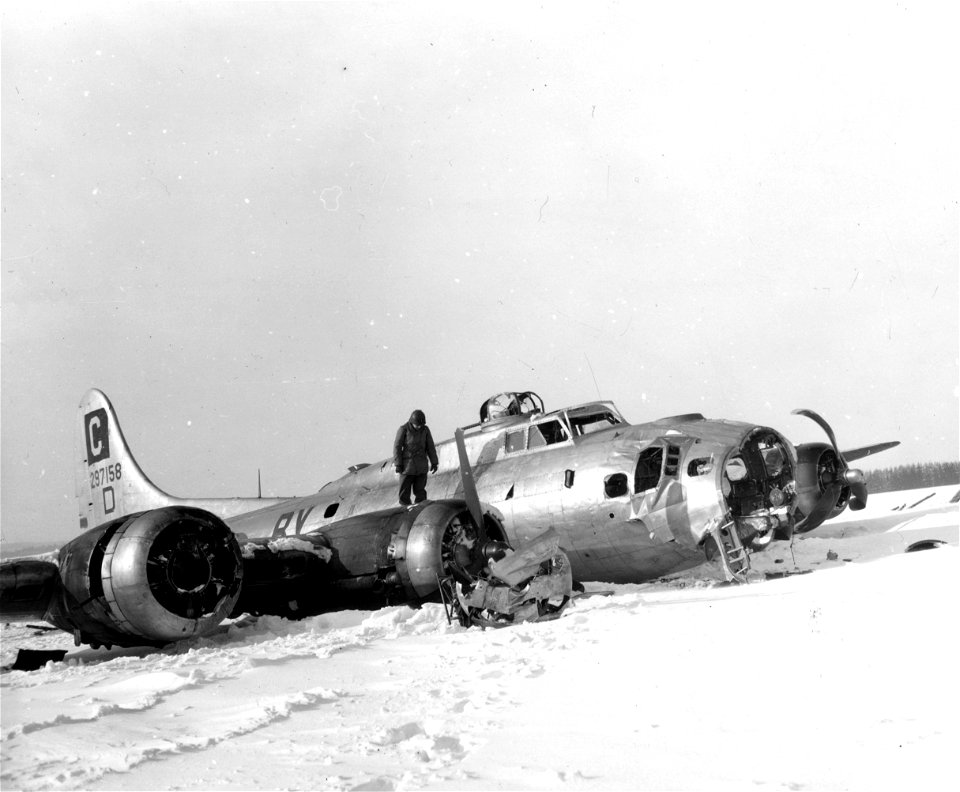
234, 499, 508, 618
27, 506, 243, 649
793, 442, 851, 532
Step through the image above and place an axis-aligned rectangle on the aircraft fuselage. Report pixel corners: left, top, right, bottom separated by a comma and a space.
228, 401, 797, 584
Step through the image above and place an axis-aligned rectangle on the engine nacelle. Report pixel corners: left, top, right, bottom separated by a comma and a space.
3, 501, 507, 644
45, 506, 243, 648
0, 559, 61, 620
794, 442, 850, 532
236, 500, 508, 617
390, 500, 503, 599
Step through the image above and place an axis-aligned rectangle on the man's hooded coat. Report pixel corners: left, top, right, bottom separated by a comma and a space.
393, 410, 438, 476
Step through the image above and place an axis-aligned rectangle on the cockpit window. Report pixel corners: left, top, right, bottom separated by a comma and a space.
505, 429, 525, 453
528, 420, 569, 449
635, 446, 664, 493
569, 411, 622, 436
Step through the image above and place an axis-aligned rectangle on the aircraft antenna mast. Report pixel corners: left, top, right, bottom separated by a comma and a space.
584, 354, 602, 399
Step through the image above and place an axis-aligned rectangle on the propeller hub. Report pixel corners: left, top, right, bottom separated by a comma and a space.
843, 468, 865, 485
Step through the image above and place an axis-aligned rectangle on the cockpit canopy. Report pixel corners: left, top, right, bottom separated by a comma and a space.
566, 406, 623, 436
479, 391, 544, 423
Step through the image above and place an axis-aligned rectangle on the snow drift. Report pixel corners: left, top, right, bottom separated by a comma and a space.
1, 486, 956, 791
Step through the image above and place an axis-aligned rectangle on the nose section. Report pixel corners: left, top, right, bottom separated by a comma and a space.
721, 428, 797, 543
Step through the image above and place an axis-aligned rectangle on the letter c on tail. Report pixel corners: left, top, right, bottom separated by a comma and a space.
85, 408, 110, 463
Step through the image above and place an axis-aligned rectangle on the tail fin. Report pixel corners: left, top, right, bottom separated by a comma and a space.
76, 389, 292, 532
76, 389, 175, 530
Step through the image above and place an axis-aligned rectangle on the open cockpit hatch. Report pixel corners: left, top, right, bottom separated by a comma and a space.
479, 391, 544, 423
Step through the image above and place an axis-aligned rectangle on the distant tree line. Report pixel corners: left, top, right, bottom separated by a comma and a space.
863, 461, 960, 493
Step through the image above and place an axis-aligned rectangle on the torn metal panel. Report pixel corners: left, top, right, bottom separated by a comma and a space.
444, 528, 573, 628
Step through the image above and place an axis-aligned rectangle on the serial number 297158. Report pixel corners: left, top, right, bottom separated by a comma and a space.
90, 462, 122, 489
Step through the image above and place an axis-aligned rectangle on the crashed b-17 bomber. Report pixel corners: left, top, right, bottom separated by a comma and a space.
0, 389, 899, 652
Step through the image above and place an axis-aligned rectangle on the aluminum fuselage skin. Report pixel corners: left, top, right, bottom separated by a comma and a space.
225, 403, 795, 584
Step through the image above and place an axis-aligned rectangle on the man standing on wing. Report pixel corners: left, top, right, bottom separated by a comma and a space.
393, 409, 439, 507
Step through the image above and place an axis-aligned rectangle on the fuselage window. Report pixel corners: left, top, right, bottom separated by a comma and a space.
604, 473, 629, 498
570, 412, 622, 436
687, 457, 713, 476
505, 430, 525, 453
635, 447, 664, 493
528, 420, 568, 449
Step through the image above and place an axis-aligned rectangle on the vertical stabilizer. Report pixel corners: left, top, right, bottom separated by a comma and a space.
76, 389, 175, 530
75, 389, 293, 533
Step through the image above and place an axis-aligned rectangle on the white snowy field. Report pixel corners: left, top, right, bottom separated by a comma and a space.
1, 486, 957, 791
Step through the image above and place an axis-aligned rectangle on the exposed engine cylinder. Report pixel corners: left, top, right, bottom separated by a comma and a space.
51, 506, 243, 647
391, 500, 497, 599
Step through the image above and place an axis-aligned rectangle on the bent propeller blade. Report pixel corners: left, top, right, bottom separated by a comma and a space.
454, 428, 485, 531
792, 408, 841, 455
841, 441, 900, 463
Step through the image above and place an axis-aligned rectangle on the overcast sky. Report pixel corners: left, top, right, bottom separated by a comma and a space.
2, 1, 957, 545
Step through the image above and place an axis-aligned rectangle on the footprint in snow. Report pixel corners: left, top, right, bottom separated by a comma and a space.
372, 721, 424, 746
350, 776, 397, 791
432, 735, 466, 758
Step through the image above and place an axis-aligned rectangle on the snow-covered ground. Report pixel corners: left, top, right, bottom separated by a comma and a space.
2, 486, 957, 791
